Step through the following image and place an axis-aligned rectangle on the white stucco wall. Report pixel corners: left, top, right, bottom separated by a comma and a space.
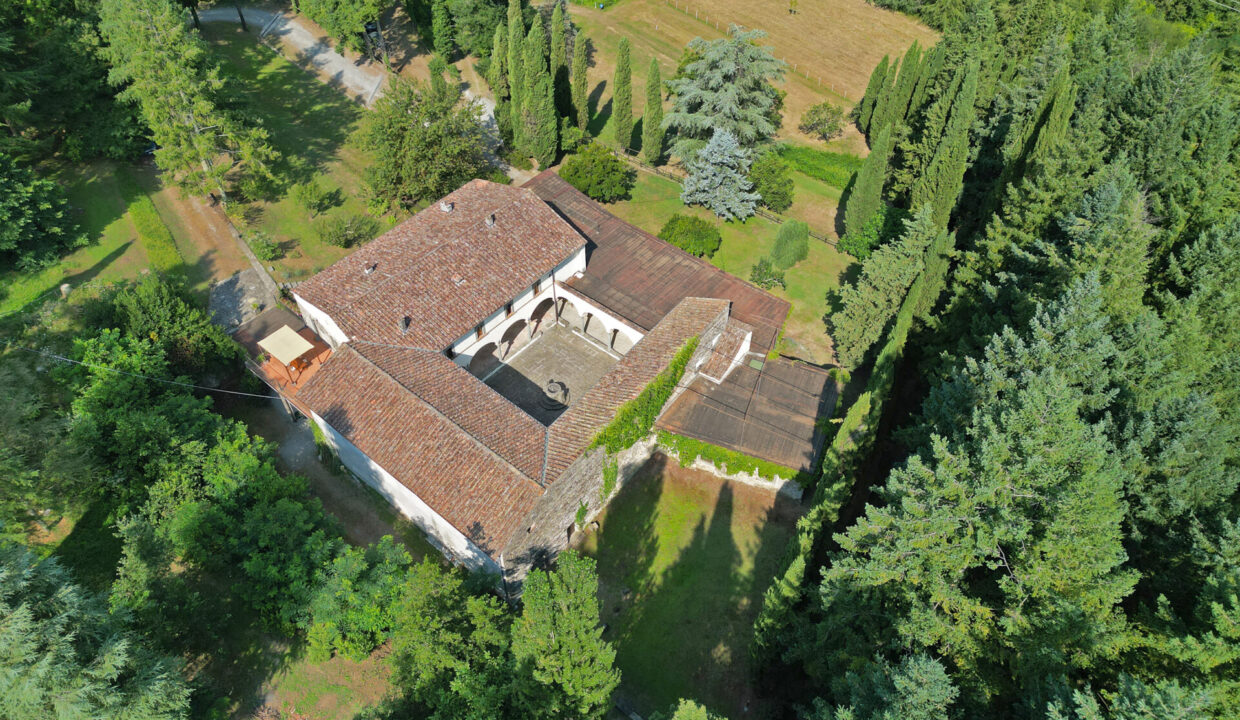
309, 410, 501, 575
294, 295, 350, 348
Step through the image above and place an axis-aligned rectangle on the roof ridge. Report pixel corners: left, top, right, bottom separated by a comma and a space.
343, 344, 547, 492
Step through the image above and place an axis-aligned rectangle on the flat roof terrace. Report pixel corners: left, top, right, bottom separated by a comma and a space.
480, 322, 619, 425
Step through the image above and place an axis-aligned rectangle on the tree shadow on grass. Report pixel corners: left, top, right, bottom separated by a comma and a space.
52, 499, 123, 593
590, 455, 802, 719
589, 81, 611, 137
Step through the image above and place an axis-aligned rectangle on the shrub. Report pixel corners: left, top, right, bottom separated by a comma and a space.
658, 214, 722, 258
316, 213, 380, 248
560, 142, 636, 203
799, 101, 845, 141
776, 144, 863, 189
575, 501, 588, 528
593, 338, 698, 452
750, 152, 795, 212
246, 231, 281, 261
291, 179, 331, 217
770, 220, 810, 269
119, 174, 183, 275
750, 257, 786, 290
839, 204, 907, 261
599, 457, 619, 502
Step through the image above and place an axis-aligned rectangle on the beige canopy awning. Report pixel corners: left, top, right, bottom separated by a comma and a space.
258, 325, 314, 366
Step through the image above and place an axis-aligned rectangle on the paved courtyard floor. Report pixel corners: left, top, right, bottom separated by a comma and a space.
484, 323, 619, 425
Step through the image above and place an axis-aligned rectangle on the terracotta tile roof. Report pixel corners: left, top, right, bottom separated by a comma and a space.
350, 341, 548, 480
296, 345, 544, 554
700, 319, 753, 381
295, 180, 585, 349
543, 297, 729, 481
523, 171, 790, 354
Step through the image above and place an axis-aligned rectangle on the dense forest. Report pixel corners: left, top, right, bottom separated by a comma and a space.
760, 0, 1240, 717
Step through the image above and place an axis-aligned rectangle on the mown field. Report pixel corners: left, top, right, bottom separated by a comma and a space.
564, 0, 935, 146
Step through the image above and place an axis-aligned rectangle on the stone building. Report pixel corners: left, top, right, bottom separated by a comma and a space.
263, 173, 794, 589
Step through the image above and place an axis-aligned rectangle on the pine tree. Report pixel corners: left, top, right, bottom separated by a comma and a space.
642, 58, 664, 165
909, 61, 978, 228
512, 551, 619, 719
572, 32, 589, 131
681, 128, 760, 221
612, 38, 633, 148
664, 26, 786, 158
828, 206, 940, 368
550, 0, 570, 118
99, 0, 276, 201
804, 654, 958, 720
431, 0, 453, 56
489, 24, 509, 101
0, 541, 191, 720
890, 69, 962, 197
856, 55, 890, 138
843, 124, 894, 239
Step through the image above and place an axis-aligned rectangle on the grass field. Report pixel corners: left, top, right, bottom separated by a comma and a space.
203, 25, 386, 284
0, 164, 152, 315
564, 0, 935, 148
605, 171, 853, 364
580, 454, 801, 719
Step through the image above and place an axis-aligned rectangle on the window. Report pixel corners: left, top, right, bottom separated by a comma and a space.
531, 278, 541, 294
475, 322, 484, 339
505, 302, 514, 318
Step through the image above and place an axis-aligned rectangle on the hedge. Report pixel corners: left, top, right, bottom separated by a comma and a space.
657, 430, 812, 487
592, 338, 698, 452
118, 172, 184, 275
775, 144, 864, 190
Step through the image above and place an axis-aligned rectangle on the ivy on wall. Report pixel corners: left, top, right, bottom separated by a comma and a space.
592, 337, 699, 453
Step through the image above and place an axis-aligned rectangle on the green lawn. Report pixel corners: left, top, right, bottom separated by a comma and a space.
581, 455, 801, 719
605, 172, 854, 364
202, 25, 384, 283
0, 163, 150, 315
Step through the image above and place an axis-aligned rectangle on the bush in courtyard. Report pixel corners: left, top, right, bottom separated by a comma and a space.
560, 142, 636, 203
246, 230, 281, 261
750, 257, 786, 290
317, 213, 380, 248
799, 101, 845, 141
750, 152, 795, 212
770, 220, 810, 269
658, 214, 722, 258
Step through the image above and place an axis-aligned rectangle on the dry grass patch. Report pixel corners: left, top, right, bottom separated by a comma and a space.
563, 0, 935, 146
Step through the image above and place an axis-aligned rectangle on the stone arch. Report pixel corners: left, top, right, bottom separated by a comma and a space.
611, 328, 636, 355
559, 298, 583, 330
584, 312, 612, 346
499, 319, 529, 359
467, 342, 500, 377
529, 297, 556, 336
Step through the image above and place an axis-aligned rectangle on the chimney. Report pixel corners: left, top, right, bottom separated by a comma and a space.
399, 316, 412, 333
364, 263, 377, 275
440, 201, 454, 213
485, 213, 496, 227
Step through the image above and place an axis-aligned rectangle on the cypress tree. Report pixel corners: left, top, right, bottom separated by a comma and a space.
642, 58, 664, 165
431, 0, 453, 56
550, 1, 570, 118
507, 0, 524, 111
521, 20, 552, 162
857, 55, 889, 138
881, 41, 922, 131
488, 24, 509, 101
843, 123, 894, 238
907, 43, 944, 118
612, 38, 633, 149
572, 32, 589, 131
868, 57, 899, 142
910, 61, 978, 228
